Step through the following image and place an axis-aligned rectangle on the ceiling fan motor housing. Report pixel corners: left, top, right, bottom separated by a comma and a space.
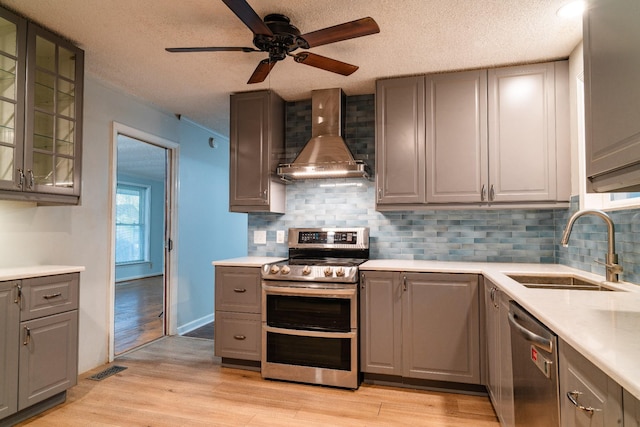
253, 14, 301, 61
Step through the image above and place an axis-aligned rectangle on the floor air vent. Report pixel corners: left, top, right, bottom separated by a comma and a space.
88, 365, 127, 381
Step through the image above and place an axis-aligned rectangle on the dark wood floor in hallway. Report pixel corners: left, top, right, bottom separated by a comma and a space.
17, 336, 500, 426
115, 275, 164, 354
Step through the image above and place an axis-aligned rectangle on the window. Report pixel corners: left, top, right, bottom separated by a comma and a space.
115, 183, 150, 264
577, 75, 640, 210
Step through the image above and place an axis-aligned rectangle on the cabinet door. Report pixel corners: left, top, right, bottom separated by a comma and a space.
497, 290, 515, 427
229, 90, 284, 212
403, 273, 480, 384
559, 339, 623, 427
19, 310, 78, 410
426, 70, 488, 203
484, 283, 500, 407
0, 8, 26, 192
488, 63, 557, 202
0, 281, 20, 419
624, 389, 640, 427
25, 23, 83, 198
215, 266, 261, 313
375, 76, 426, 205
21, 273, 79, 321
584, 0, 640, 191
359, 271, 402, 375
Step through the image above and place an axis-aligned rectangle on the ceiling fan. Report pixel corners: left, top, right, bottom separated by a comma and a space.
165, 0, 380, 84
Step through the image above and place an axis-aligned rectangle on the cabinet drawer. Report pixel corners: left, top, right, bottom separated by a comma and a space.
21, 273, 79, 321
215, 267, 261, 313
214, 312, 261, 361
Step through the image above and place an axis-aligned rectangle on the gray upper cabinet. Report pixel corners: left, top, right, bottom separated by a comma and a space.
0, 6, 84, 204
375, 76, 426, 205
425, 70, 488, 203
0, 281, 20, 420
229, 90, 285, 213
360, 271, 481, 385
488, 62, 563, 203
376, 61, 569, 210
584, 0, 640, 192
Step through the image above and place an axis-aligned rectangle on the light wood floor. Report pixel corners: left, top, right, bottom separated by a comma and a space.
115, 276, 165, 355
17, 336, 500, 426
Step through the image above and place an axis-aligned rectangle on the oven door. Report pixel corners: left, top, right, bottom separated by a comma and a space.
261, 282, 358, 389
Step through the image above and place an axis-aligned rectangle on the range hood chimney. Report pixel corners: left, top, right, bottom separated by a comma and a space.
277, 88, 369, 180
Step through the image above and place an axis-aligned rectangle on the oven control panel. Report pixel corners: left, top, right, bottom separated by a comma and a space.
289, 227, 369, 250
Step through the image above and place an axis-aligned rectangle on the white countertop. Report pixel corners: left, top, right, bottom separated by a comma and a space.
362, 260, 640, 400
0, 265, 85, 281
212, 257, 286, 268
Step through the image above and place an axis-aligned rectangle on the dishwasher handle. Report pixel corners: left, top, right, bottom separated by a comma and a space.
508, 311, 553, 353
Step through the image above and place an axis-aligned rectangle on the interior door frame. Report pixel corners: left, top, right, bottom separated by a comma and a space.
108, 121, 179, 362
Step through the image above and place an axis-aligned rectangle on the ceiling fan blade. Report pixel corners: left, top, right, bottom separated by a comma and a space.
165, 47, 259, 53
294, 52, 358, 76
221, 0, 273, 36
299, 17, 380, 48
247, 59, 276, 84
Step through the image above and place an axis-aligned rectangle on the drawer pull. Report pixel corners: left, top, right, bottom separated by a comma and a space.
233, 288, 247, 293
43, 292, 62, 299
23, 326, 31, 345
233, 335, 246, 340
567, 391, 601, 417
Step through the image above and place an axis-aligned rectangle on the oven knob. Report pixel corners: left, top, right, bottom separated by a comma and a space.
302, 266, 312, 275
336, 267, 345, 277
324, 267, 333, 277
280, 265, 290, 275
270, 265, 280, 274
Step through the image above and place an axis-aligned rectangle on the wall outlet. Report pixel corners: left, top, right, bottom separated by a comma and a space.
254, 230, 267, 245
276, 230, 285, 244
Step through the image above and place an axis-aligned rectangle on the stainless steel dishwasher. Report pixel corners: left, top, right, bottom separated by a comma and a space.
508, 301, 560, 427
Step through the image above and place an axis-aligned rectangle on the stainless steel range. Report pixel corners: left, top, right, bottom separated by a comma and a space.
261, 227, 369, 389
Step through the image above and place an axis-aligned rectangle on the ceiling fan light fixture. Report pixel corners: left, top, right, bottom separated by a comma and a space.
556, 0, 585, 18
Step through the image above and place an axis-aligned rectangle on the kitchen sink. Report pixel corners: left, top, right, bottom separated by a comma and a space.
507, 274, 623, 291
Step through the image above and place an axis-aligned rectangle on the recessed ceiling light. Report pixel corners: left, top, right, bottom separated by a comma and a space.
557, 0, 586, 18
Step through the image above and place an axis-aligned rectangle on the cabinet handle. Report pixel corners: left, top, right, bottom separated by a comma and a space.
233, 288, 247, 293
43, 292, 62, 299
566, 391, 601, 417
403, 276, 407, 292
262, 189, 268, 199
361, 273, 365, 289
233, 335, 246, 340
17, 168, 24, 188
23, 326, 31, 345
481, 184, 486, 201
377, 188, 382, 201
27, 169, 34, 189
14, 283, 22, 305
489, 184, 495, 201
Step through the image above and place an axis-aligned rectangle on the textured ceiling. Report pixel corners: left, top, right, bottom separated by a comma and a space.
0, 0, 582, 137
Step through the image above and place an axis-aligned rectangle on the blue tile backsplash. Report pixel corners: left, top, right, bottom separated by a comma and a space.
247, 94, 640, 286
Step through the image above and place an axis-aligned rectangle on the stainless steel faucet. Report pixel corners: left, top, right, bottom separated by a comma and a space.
560, 209, 622, 282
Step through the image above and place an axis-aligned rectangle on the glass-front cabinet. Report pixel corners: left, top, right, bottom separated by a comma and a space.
0, 4, 83, 204
0, 8, 25, 192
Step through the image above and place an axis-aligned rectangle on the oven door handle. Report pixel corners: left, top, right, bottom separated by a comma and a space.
262, 283, 356, 298
264, 325, 356, 339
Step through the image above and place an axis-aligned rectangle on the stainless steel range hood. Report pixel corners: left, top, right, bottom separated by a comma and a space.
277, 88, 370, 180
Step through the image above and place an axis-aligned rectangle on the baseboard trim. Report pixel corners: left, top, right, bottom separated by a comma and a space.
177, 313, 214, 335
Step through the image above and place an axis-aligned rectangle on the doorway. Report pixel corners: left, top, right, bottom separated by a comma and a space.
110, 123, 178, 358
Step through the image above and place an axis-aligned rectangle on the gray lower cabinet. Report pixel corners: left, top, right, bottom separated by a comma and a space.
624, 390, 640, 427
484, 280, 514, 427
0, 273, 79, 424
360, 271, 481, 385
559, 338, 623, 427
0, 281, 20, 419
584, 0, 640, 192
229, 90, 285, 213
214, 266, 262, 362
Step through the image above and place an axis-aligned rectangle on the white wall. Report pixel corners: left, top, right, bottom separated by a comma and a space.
0, 74, 247, 373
